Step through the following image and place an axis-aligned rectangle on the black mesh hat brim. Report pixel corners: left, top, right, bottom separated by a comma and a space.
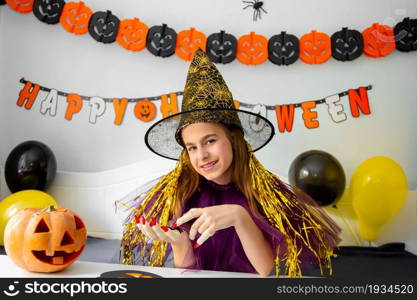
144, 108, 275, 160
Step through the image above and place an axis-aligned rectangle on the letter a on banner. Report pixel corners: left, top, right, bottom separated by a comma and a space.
40, 89, 58, 116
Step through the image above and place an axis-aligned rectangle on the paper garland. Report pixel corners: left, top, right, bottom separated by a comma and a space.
16, 78, 372, 132
3, 1, 416, 66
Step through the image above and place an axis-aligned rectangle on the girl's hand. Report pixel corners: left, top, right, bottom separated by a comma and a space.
134, 215, 190, 245
174, 205, 246, 248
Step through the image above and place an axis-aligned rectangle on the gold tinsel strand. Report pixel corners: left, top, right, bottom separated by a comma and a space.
246, 141, 336, 277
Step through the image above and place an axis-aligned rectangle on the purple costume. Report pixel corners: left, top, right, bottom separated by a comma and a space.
178, 177, 321, 275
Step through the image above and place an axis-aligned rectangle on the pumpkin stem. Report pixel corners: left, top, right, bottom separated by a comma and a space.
44, 205, 57, 212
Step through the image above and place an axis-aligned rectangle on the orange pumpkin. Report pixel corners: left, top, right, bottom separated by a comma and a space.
6, 0, 34, 14
237, 32, 268, 65
134, 98, 156, 122
4, 205, 87, 273
362, 23, 395, 58
116, 18, 149, 52
60, 1, 93, 35
175, 28, 207, 61
299, 30, 331, 64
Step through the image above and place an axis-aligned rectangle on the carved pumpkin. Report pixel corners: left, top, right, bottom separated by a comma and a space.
175, 27, 207, 61
268, 31, 299, 65
4, 205, 87, 273
32, 0, 64, 24
146, 23, 177, 57
134, 99, 156, 122
331, 27, 363, 61
6, 0, 34, 13
394, 17, 417, 52
300, 30, 331, 64
116, 18, 149, 52
237, 32, 268, 65
206, 30, 237, 64
60, 1, 92, 35
88, 10, 120, 44
362, 23, 395, 58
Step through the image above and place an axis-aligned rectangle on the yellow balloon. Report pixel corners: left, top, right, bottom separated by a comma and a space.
0, 190, 57, 245
350, 156, 408, 242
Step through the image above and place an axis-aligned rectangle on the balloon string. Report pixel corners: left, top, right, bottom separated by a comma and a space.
333, 207, 363, 246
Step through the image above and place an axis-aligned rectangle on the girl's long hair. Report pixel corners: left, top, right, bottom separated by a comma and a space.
173, 124, 260, 217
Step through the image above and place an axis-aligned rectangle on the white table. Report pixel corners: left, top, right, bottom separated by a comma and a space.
0, 255, 267, 278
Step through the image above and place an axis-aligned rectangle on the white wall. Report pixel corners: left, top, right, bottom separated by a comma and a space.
0, 1, 416, 252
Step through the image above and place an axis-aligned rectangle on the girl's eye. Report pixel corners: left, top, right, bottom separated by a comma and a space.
188, 146, 196, 152
206, 139, 216, 144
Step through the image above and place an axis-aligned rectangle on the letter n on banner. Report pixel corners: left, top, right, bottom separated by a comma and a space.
17, 81, 40, 109
160, 93, 179, 120
348, 87, 371, 117
275, 104, 295, 132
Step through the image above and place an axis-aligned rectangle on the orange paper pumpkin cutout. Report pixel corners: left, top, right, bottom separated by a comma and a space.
134, 99, 156, 122
175, 28, 207, 61
237, 32, 268, 65
60, 1, 92, 35
6, 0, 34, 14
116, 18, 149, 52
4, 206, 87, 273
362, 23, 395, 58
299, 30, 331, 64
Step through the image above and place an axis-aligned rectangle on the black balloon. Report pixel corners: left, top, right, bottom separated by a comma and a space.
268, 31, 299, 66
288, 150, 345, 206
5, 141, 57, 193
394, 17, 417, 52
146, 24, 177, 57
88, 10, 120, 44
33, 0, 65, 25
331, 27, 363, 61
206, 30, 237, 64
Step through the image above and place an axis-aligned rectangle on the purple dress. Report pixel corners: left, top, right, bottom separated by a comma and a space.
179, 177, 320, 275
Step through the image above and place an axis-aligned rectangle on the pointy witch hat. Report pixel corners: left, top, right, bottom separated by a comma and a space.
144, 48, 274, 160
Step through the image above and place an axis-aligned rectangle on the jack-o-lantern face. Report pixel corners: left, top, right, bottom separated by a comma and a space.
146, 24, 177, 57
300, 30, 331, 64
394, 17, 417, 52
33, 0, 65, 24
237, 32, 268, 65
88, 10, 120, 44
134, 99, 156, 122
60, 1, 92, 35
6, 0, 34, 14
175, 28, 207, 61
116, 18, 149, 51
331, 27, 363, 61
362, 23, 395, 58
206, 30, 237, 64
268, 31, 299, 65
4, 206, 87, 273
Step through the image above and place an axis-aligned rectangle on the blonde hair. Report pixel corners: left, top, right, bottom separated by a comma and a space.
173, 123, 260, 217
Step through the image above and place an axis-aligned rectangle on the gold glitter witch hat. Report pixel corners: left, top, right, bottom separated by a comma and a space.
145, 48, 274, 160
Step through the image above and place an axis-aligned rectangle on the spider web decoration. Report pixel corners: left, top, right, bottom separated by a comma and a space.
242, 0, 268, 22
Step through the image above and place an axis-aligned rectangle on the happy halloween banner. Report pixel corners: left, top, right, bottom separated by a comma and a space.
2, 1, 416, 66
16, 78, 372, 133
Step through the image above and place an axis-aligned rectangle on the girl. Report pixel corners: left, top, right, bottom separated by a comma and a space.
117, 49, 341, 277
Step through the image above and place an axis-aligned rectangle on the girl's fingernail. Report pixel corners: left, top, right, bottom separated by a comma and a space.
161, 226, 169, 232
141, 216, 146, 224
172, 223, 178, 229
193, 243, 200, 249
134, 215, 140, 224
151, 217, 156, 226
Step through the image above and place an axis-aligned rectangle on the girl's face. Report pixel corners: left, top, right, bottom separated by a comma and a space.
181, 122, 233, 185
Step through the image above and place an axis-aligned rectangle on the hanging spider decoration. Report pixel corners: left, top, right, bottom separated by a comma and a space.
242, 0, 267, 22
